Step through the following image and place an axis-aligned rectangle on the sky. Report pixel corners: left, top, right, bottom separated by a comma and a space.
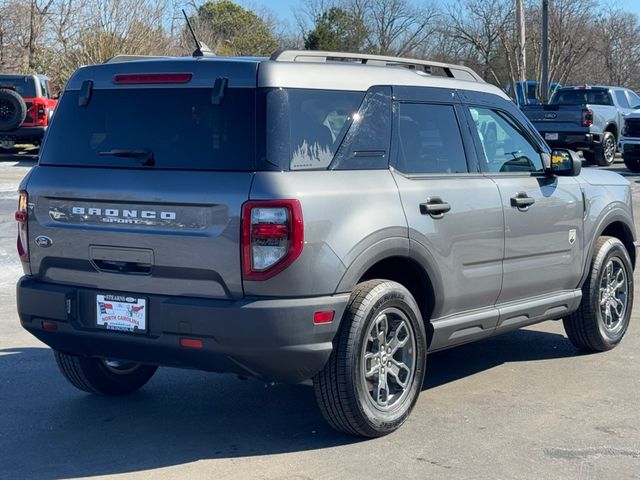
253, 0, 640, 24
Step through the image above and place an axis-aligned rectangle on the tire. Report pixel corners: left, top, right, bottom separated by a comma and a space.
54, 350, 158, 395
313, 280, 427, 437
623, 155, 640, 173
563, 236, 634, 352
0, 89, 27, 132
593, 132, 616, 166
582, 150, 594, 164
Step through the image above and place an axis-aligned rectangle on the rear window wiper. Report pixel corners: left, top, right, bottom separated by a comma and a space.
98, 149, 155, 166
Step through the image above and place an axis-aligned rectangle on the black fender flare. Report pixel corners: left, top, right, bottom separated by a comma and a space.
579, 209, 636, 287
335, 236, 444, 318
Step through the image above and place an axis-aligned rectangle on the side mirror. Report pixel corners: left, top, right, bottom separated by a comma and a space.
544, 149, 581, 176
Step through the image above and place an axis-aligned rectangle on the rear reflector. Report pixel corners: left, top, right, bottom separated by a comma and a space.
41, 320, 58, 331
313, 311, 335, 324
114, 73, 193, 85
179, 338, 203, 349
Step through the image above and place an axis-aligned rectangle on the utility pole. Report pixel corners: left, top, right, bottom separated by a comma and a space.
541, 0, 549, 103
516, 0, 526, 97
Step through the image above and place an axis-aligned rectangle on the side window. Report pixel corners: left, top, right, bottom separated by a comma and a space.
469, 107, 544, 173
615, 90, 630, 109
396, 103, 468, 174
331, 86, 391, 170
39, 79, 49, 98
627, 90, 640, 109
288, 90, 364, 170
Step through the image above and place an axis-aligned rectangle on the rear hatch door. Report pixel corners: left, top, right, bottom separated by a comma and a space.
26, 60, 258, 300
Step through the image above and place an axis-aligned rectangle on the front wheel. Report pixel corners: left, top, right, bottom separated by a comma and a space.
314, 280, 427, 437
54, 350, 158, 395
563, 236, 634, 351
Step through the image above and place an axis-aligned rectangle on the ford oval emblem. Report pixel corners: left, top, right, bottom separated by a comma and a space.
35, 235, 53, 248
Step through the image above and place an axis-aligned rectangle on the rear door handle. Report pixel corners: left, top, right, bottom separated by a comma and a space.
420, 197, 451, 218
511, 192, 535, 211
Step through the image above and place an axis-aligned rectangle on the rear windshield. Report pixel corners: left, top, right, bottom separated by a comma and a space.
0, 76, 36, 97
40, 88, 255, 170
550, 89, 613, 106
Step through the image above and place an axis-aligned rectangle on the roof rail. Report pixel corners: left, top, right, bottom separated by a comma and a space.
270, 50, 484, 83
103, 55, 172, 64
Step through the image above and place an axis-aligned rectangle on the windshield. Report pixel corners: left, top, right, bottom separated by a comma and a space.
0, 76, 37, 97
550, 89, 613, 106
40, 88, 255, 170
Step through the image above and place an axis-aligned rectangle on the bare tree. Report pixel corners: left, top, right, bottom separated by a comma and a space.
447, 0, 514, 85
356, 0, 440, 57
594, 12, 640, 90
526, 0, 599, 88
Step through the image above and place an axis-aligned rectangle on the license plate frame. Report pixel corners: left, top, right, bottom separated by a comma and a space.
96, 294, 147, 333
545, 132, 559, 141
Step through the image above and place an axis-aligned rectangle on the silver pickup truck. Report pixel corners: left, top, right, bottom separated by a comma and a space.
522, 85, 640, 166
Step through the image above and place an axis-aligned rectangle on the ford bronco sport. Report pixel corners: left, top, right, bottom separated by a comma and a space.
16, 51, 636, 437
0, 74, 57, 149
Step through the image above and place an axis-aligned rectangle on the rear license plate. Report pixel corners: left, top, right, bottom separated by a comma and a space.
96, 294, 147, 333
545, 132, 559, 141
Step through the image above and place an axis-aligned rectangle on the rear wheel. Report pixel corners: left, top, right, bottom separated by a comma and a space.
593, 132, 616, 166
563, 236, 633, 351
54, 350, 158, 395
314, 280, 427, 437
623, 155, 640, 173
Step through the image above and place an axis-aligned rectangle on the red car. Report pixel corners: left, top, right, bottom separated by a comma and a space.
0, 74, 58, 149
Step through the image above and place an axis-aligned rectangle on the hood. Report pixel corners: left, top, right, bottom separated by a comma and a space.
578, 167, 630, 186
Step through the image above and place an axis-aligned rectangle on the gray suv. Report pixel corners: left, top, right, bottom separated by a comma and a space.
15, 50, 636, 437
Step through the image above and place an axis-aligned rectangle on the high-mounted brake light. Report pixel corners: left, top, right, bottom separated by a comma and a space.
113, 73, 193, 85
582, 108, 593, 127
15, 190, 29, 262
242, 200, 304, 281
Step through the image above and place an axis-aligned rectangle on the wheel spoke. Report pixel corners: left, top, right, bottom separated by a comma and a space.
388, 321, 409, 354
605, 261, 613, 284
388, 359, 411, 389
375, 314, 388, 348
377, 368, 389, 406
604, 304, 614, 327
364, 352, 379, 378
613, 297, 625, 317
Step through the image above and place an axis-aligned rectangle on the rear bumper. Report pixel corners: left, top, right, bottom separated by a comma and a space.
16, 277, 349, 383
0, 125, 46, 144
543, 131, 598, 151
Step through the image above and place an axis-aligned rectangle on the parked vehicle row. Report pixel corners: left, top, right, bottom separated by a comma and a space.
521, 85, 640, 167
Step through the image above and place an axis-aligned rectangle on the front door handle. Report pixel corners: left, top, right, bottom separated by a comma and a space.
511, 192, 535, 211
420, 197, 451, 218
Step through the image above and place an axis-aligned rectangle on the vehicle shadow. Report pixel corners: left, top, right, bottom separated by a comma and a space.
424, 326, 580, 389
0, 328, 581, 479
0, 147, 38, 163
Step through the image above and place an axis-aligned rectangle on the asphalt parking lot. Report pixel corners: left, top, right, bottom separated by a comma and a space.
0, 153, 638, 480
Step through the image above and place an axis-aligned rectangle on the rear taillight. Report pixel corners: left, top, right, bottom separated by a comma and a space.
242, 200, 303, 280
582, 108, 593, 127
15, 190, 29, 262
